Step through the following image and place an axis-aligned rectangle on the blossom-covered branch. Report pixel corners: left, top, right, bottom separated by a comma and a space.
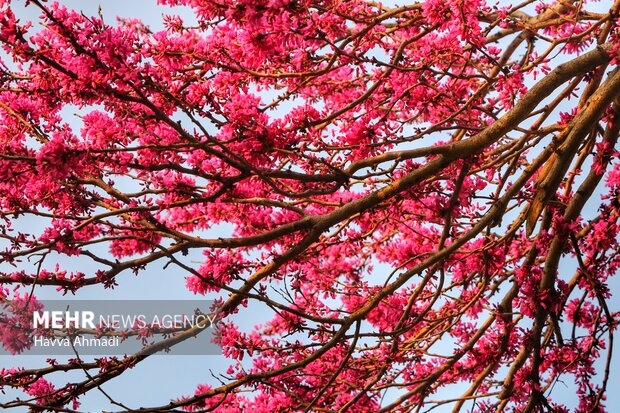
1, 0, 620, 411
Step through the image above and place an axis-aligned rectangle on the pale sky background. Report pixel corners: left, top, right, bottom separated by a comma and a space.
1, 1, 619, 412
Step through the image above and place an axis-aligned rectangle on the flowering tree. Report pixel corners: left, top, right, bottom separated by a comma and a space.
1, 0, 620, 411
